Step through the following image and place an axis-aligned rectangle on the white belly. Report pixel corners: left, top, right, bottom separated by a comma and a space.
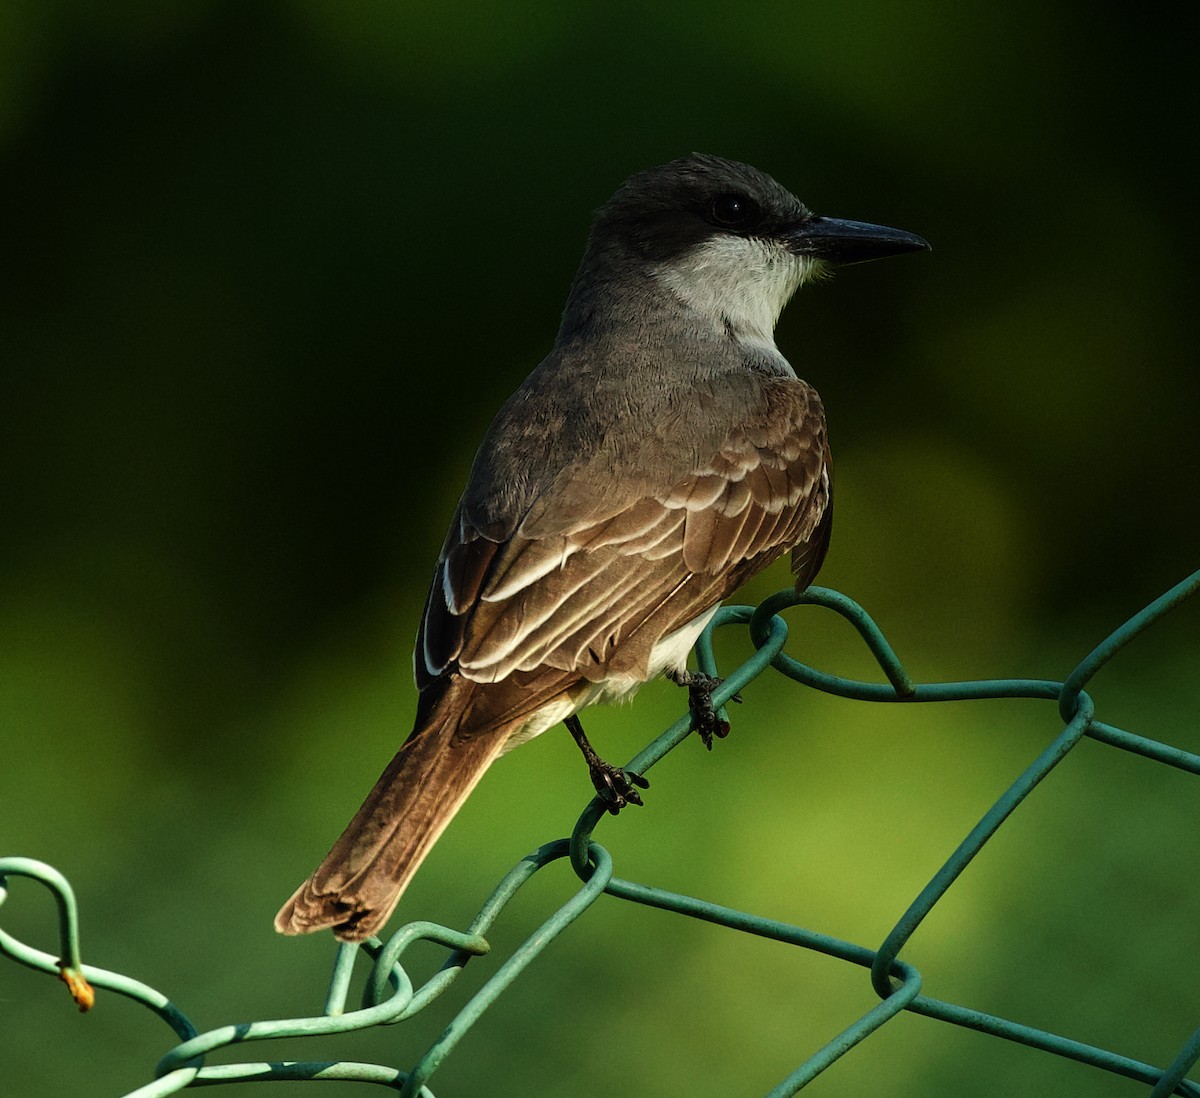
499, 605, 720, 754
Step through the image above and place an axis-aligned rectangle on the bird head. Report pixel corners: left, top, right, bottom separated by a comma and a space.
578, 153, 929, 345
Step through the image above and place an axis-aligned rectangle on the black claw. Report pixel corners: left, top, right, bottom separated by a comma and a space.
591, 761, 649, 814
565, 714, 649, 814
667, 669, 735, 747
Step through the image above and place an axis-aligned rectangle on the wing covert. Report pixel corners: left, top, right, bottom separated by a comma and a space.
415, 377, 831, 693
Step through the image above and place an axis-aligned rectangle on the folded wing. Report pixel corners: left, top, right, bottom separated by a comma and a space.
416, 377, 831, 702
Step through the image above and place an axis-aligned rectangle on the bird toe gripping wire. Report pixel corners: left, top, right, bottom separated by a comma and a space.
665, 667, 742, 747
3, 570, 1199, 1096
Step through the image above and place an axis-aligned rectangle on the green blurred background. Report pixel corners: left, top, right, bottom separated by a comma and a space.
2, 2, 1198, 1095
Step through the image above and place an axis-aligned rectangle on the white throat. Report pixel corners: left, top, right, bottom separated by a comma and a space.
653, 235, 820, 347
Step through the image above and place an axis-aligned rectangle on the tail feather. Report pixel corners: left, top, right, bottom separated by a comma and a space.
275, 705, 512, 941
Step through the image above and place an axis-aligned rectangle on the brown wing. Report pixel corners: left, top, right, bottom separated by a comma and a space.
414, 377, 830, 708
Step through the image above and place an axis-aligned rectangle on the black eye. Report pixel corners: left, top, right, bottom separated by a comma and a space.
707, 192, 760, 229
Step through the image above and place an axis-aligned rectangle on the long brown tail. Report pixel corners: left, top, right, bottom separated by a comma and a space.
274, 704, 513, 942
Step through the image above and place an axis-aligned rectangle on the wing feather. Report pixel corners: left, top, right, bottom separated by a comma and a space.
416, 377, 831, 694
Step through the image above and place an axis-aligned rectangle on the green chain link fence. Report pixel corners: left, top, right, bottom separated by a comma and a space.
3, 569, 1198, 1096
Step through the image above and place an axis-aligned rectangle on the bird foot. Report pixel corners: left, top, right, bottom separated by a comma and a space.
588, 759, 650, 816
565, 714, 649, 815
667, 669, 741, 749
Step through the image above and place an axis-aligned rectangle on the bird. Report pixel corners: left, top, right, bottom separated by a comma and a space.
275, 153, 928, 941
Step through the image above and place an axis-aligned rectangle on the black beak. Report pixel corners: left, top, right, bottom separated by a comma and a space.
786, 215, 930, 265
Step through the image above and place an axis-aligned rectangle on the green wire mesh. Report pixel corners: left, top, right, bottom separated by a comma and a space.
3, 569, 1198, 1096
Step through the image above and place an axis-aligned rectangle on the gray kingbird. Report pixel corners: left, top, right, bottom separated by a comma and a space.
276, 153, 928, 941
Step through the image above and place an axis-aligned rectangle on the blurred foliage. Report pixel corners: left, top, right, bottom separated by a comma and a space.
1, 1, 1197, 1095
